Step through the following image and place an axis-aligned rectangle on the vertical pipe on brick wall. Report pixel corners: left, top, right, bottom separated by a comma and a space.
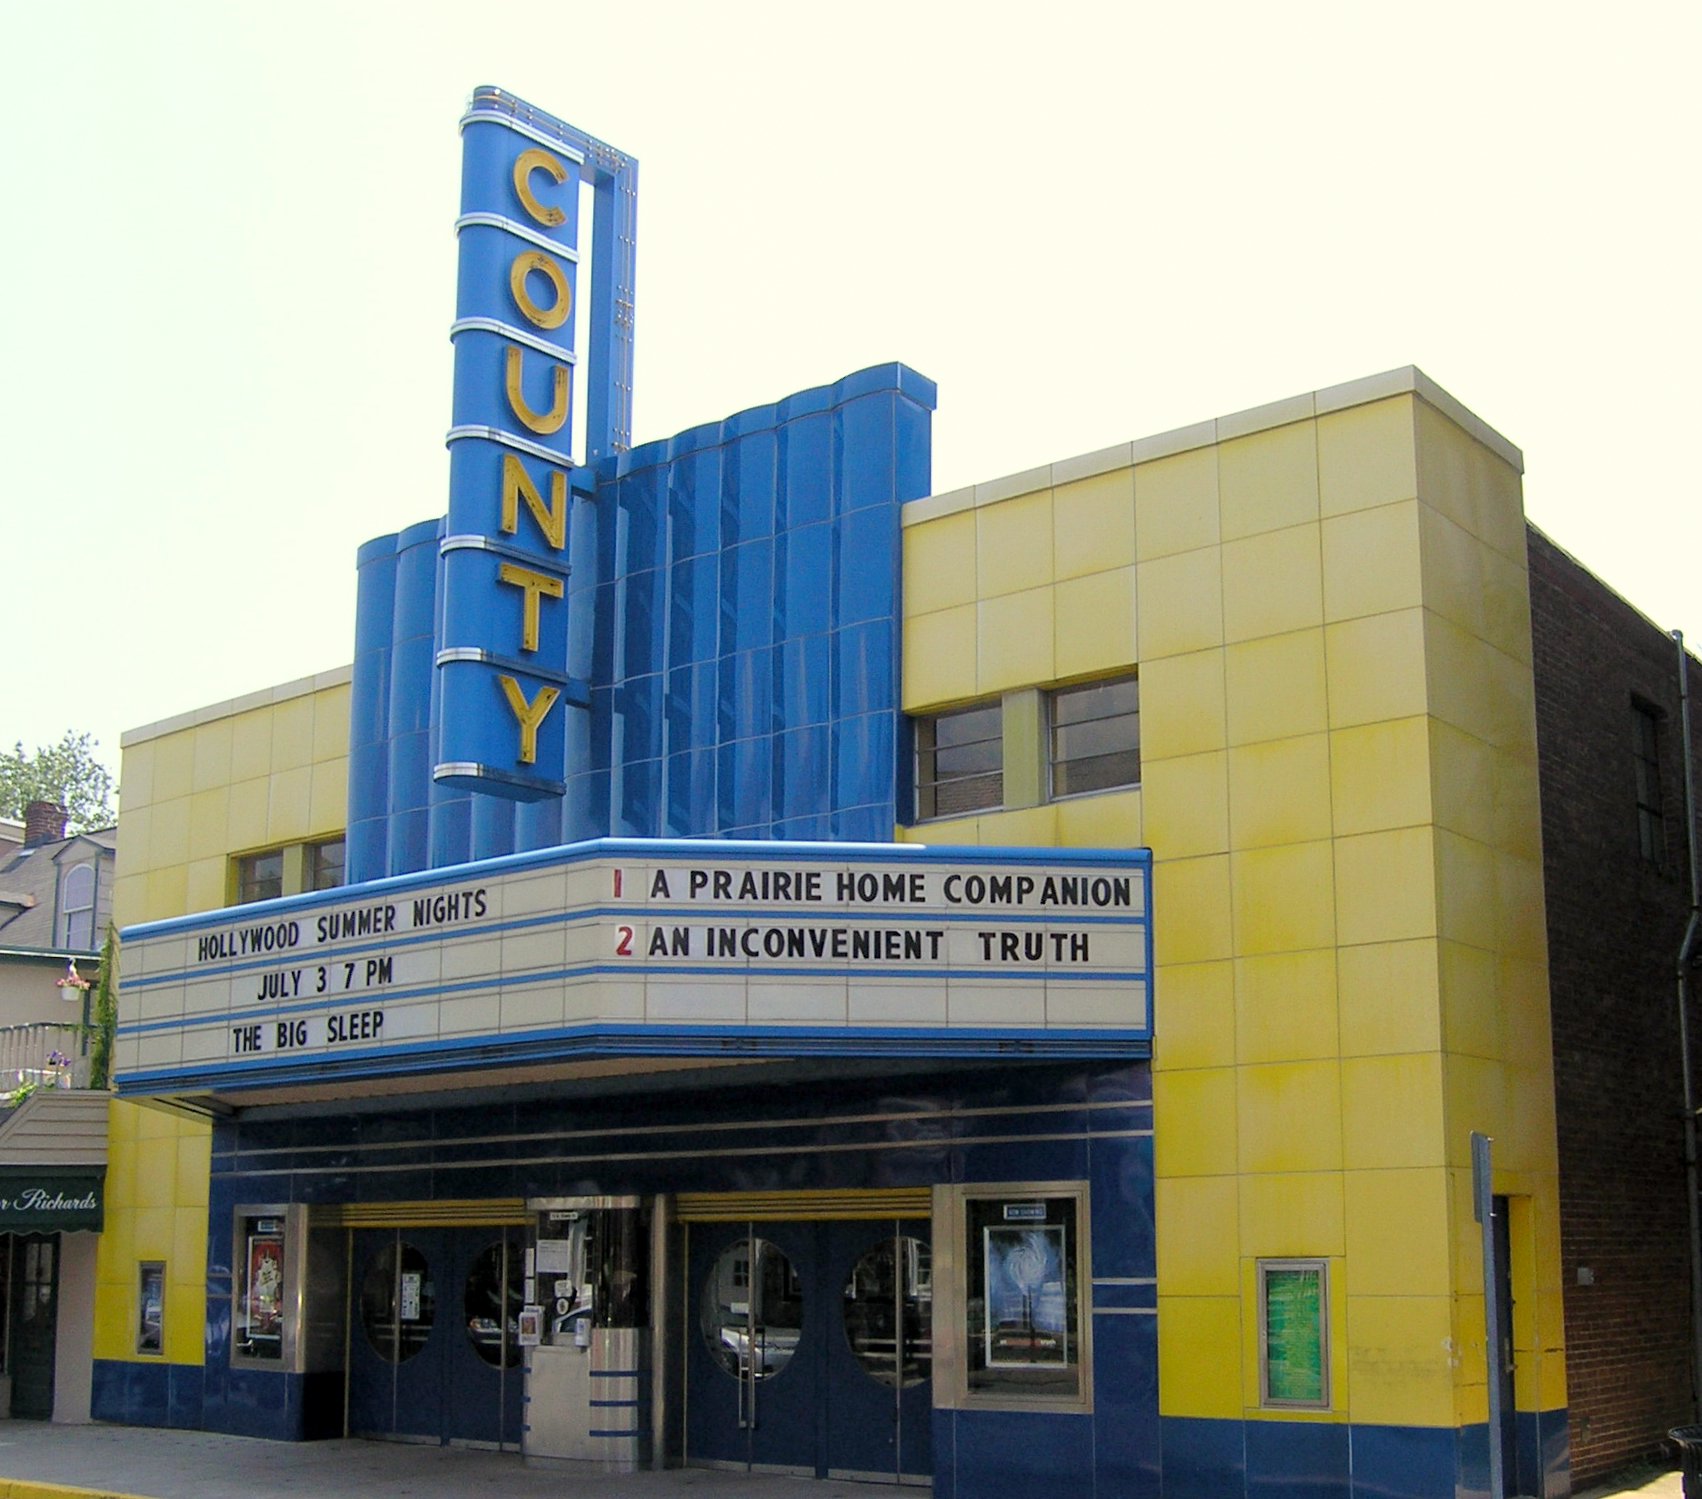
1673, 628, 1702, 1417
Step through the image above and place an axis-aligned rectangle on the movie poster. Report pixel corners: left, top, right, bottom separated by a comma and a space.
1262, 1264, 1326, 1404
246, 1234, 283, 1341
982, 1225, 1068, 1368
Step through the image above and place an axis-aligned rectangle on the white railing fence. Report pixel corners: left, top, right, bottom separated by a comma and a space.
0, 1023, 89, 1093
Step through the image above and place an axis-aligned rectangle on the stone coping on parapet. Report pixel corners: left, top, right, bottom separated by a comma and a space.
902, 365, 1524, 527
119, 666, 353, 750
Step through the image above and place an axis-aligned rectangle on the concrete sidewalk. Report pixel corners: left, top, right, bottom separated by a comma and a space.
0, 1422, 1684, 1499
0, 1424, 872, 1499
1574, 1463, 1683, 1499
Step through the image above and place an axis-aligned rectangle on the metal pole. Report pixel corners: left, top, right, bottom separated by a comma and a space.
1673, 630, 1702, 1417
1473, 1132, 1505, 1499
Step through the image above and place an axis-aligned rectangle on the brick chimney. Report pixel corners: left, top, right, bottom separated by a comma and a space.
23, 801, 68, 847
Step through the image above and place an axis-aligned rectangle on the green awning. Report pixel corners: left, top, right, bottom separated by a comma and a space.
0, 1167, 104, 1231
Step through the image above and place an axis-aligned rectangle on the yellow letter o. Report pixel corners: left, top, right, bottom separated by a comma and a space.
510, 251, 572, 331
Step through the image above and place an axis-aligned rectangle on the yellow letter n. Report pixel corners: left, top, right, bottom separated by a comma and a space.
501, 455, 567, 553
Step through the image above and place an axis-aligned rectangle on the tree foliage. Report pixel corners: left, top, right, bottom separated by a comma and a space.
0, 731, 116, 833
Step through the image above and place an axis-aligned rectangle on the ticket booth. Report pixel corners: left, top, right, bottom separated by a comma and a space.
521, 1196, 650, 1469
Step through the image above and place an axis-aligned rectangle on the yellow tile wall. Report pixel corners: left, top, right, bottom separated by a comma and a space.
116, 679, 352, 924
101, 675, 352, 1371
93, 1100, 210, 1366
901, 382, 1563, 1435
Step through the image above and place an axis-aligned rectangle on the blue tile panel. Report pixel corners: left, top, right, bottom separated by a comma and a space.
191, 1062, 1135, 1445
120, 1052, 1565, 1495
384, 519, 448, 878
1157, 1414, 1570, 1499
347, 364, 936, 880
941, 1409, 1095, 1499
90, 1358, 341, 1440
346, 535, 397, 883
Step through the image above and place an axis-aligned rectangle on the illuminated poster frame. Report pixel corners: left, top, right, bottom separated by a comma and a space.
1258, 1258, 1330, 1409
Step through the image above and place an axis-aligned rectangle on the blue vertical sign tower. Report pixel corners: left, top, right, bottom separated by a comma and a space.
346, 87, 933, 884
434, 87, 637, 800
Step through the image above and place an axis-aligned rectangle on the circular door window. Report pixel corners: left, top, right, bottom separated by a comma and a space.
360, 1241, 434, 1363
843, 1236, 932, 1388
464, 1240, 522, 1368
700, 1238, 802, 1381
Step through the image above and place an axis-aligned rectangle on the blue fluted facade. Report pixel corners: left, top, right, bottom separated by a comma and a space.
347, 363, 936, 875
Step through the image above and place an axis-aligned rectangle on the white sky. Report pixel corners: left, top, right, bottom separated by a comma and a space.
6, 1, 1698, 786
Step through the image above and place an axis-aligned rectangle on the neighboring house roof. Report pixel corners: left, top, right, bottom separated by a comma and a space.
0, 827, 116, 953
0, 1088, 109, 1166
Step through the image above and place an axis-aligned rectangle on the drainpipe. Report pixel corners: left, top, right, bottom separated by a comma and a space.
1674, 629, 1702, 1417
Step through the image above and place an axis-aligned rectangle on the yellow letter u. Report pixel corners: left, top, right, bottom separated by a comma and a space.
505, 346, 571, 436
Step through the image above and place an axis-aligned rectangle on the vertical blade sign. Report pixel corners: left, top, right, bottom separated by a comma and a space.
435, 94, 585, 800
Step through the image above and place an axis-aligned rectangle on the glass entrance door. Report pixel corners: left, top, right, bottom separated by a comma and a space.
685, 1218, 932, 1482
7, 1235, 57, 1420
829, 1225, 933, 1483
687, 1221, 818, 1475
347, 1226, 523, 1447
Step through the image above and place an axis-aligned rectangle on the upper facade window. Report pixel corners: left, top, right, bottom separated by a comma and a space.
915, 703, 1003, 821
235, 850, 285, 906
307, 839, 346, 893
1048, 676, 1140, 799
58, 862, 96, 949
1632, 701, 1665, 867
233, 836, 349, 905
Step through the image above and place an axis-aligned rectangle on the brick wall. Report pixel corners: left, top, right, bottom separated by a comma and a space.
1529, 525, 1702, 1481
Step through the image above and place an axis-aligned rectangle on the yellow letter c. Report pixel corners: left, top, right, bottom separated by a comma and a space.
513, 147, 569, 228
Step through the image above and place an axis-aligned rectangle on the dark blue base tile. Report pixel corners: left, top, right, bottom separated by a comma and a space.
1094, 1313, 1160, 1499
1516, 1407, 1570, 1498
89, 1358, 172, 1427
1248, 1418, 1348, 1499
1163, 1415, 1246, 1499
932, 1407, 956, 1499
1539, 1408, 1570, 1498
211, 1369, 314, 1441
945, 1409, 1093, 1499
1349, 1422, 1458, 1499
1458, 1420, 1492, 1499
167, 1363, 205, 1429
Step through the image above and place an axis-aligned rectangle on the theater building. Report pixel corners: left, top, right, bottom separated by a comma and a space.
88, 88, 1700, 1499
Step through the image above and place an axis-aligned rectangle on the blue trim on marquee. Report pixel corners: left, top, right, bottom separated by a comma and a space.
116, 1022, 1153, 1098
